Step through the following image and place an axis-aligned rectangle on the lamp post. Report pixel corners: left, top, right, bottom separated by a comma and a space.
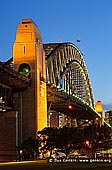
86, 140, 89, 146
20, 150, 22, 161
85, 140, 89, 154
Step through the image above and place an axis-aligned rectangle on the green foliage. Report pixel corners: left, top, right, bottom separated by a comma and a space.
37, 125, 112, 155
19, 125, 112, 159
20, 137, 39, 160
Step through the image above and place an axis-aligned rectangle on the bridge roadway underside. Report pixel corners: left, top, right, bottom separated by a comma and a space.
48, 100, 100, 121
0, 62, 31, 92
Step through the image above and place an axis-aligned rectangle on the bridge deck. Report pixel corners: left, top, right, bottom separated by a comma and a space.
47, 85, 101, 120
0, 62, 31, 91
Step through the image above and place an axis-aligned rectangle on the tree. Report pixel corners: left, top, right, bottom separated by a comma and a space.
37, 125, 112, 158
37, 126, 82, 156
37, 127, 59, 157
21, 137, 39, 160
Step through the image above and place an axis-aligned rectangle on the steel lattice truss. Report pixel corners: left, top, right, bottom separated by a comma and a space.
0, 42, 94, 115
44, 42, 94, 108
0, 62, 31, 92
0, 62, 31, 111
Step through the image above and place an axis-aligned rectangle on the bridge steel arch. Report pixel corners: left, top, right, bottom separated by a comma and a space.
44, 42, 94, 108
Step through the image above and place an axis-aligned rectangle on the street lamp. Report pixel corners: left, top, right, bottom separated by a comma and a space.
20, 150, 22, 161
68, 104, 72, 109
86, 140, 89, 146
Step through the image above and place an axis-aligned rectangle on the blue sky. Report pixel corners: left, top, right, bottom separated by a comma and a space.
0, 0, 112, 106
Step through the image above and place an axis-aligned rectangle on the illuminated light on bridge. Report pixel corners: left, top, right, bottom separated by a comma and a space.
68, 105, 72, 109
85, 140, 90, 146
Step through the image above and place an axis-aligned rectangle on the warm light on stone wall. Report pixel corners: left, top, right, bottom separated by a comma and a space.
13, 19, 47, 143
95, 100, 103, 113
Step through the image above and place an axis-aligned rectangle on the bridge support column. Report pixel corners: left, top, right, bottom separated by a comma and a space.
13, 19, 47, 143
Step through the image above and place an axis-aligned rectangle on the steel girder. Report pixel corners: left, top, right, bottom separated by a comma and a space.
0, 62, 31, 92
44, 42, 94, 108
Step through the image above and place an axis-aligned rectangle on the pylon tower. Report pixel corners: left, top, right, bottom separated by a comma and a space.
13, 19, 47, 143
